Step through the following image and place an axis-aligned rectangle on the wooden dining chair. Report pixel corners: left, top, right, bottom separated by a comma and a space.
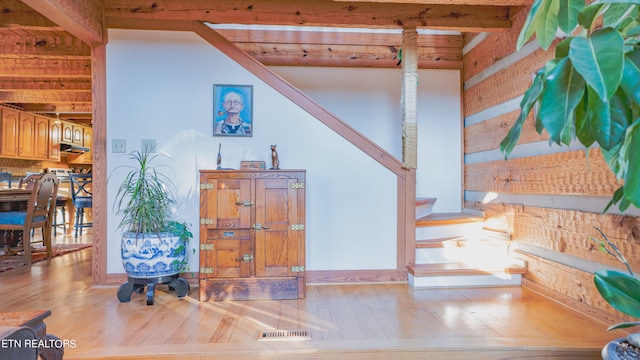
69, 173, 92, 238
0, 172, 12, 189
18, 174, 41, 190
0, 174, 60, 265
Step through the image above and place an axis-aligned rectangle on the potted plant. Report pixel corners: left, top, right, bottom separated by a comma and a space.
592, 228, 640, 359
112, 147, 192, 304
500, 0, 640, 212
500, 0, 640, 357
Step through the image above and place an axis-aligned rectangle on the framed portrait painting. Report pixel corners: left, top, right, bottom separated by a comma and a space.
213, 84, 253, 137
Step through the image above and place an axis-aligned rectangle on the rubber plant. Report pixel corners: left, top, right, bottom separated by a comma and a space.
500, 0, 640, 213
500, 0, 640, 332
592, 228, 640, 330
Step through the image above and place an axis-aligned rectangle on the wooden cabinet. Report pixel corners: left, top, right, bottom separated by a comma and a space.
18, 113, 35, 158
0, 107, 19, 157
33, 116, 49, 159
49, 119, 62, 161
199, 170, 306, 301
67, 127, 92, 164
62, 121, 84, 145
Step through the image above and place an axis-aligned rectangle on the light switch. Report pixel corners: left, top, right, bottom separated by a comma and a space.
112, 139, 126, 153
141, 139, 156, 153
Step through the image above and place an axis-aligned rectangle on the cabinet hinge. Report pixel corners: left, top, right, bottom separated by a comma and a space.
200, 244, 214, 251
290, 182, 305, 189
200, 183, 215, 190
200, 267, 214, 274
200, 218, 214, 225
291, 266, 305, 273
290, 224, 305, 231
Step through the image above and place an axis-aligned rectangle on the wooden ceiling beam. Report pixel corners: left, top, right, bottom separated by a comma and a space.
0, 0, 62, 30
217, 29, 463, 48
105, 0, 517, 32
19, 102, 92, 113
0, 33, 91, 58
331, 0, 531, 5
239, 42, 462, 69
0, 89, 91, 103
21, 0, 106, 44
0, 58, 91, 77
0, 77, 91, 91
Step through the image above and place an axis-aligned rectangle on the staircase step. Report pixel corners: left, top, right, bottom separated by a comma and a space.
416, 212, 483, 227
408, 262, 526, 277
416, 236, 511, 249
415, 197, 437, 218
407, 261, 526, 289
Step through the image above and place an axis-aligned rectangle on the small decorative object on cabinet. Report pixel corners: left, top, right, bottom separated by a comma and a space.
270, 145, 279, 170
199, 169, 306, 301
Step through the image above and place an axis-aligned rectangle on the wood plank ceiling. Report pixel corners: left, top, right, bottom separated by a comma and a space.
0, 0, 528, 123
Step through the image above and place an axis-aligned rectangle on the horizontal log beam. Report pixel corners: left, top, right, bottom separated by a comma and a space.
0, 33, 91, 58
332, 0, 530, 5
0, 58, 91, 77
238, 42, 462, 69
0, 77, 91, 91
0, 90, 91, 103
22, 0, 106, 44
105, 0, 515, 31
217, 29, 463, 48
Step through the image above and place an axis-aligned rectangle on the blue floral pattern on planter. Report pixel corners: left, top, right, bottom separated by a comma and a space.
121, 231, 186, 278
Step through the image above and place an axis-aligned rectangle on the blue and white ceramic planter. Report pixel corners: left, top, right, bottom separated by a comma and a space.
121, 231, 186, 278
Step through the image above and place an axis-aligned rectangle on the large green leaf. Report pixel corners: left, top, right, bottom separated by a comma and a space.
536, 0, 561, 50
621, 49, 640, 105
594, 269, 640, 318
500, 70, 546, 157
623, 121, 640, 207
559, 0, 585, 33
578, 4, 605, 29
595, 0, 640, 5
603, 3, 637, 27
575, 94, 596, 146
539, 58, 585, 145
587, 87, 630, 150
569, 27, 625, 101
517, 0, 546, 50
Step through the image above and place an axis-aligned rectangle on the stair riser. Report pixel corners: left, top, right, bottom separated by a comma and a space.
416, 247, 511, 264
408, 273, 522, 289
416, 222, 484, 240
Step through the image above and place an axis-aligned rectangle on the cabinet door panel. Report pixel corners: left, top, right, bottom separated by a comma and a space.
200, 177, 251, 229
18, 113, 35, 158
255, 178, 301, 277
0, 108, 19, 156
34, 116, 49, 159
201, 230, 251, 278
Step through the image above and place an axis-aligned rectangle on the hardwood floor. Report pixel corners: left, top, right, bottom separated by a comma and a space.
0, 231, 629, 359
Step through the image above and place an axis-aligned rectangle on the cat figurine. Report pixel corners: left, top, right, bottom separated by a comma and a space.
270, 145, 280, 170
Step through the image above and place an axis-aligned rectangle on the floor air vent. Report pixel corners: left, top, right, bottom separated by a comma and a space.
257, 329, 311, 341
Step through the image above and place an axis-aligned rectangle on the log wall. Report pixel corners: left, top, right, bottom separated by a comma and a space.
462, 6, 640, 324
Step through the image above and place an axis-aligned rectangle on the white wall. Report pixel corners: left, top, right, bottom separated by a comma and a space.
272, 67, 462, 212
106, 29, 461, 275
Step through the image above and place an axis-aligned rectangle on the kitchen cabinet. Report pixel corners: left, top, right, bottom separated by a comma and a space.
33, 116, 49, 160
49, 119, 62, 161
67, 127, 92, 164
0, 107, 19, 157
199, 170, 306, 301
62, 121, 84, 145
18, 113, 35, 158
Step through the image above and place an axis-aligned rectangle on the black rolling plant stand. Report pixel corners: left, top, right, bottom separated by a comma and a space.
117, 274, 190, 305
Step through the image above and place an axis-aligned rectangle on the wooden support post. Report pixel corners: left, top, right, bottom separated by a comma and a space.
402, 27, 418, 169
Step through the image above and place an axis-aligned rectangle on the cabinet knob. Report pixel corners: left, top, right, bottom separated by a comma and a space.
235, 200, 254, 206
235, 254, 253, 262
252, 223, 269, 230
